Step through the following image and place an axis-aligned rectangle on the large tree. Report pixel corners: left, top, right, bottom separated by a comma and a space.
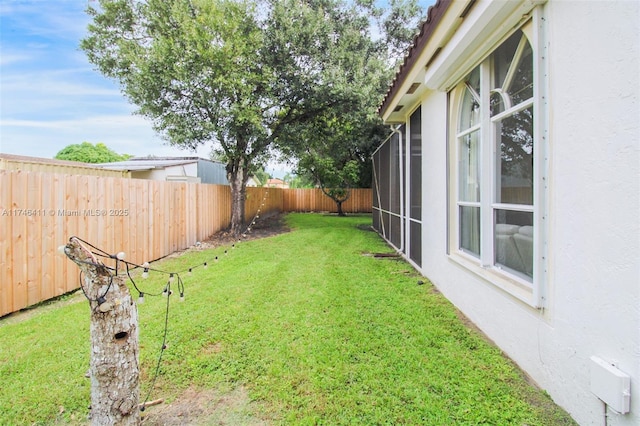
81, 0, 424, 233
82, 0, 272, 235
288, 109, 389, 215
276, 0, 425, 214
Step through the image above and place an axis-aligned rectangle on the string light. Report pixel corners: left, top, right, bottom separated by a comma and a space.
61, 187, 270, 408
62, 236, 183, 412
142, 262, 150, 279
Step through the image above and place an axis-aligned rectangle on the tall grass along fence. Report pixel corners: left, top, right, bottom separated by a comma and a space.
0, 170, 371, 317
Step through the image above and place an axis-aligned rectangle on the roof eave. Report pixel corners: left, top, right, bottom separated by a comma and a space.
378, 0, 454, 120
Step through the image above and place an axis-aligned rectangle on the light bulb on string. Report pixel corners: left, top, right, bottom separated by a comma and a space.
138, 292, 145, 304
179, 292, 185, 302
142, 262, 150, 279
116, 251, 126, 260
215, 256, 219, 263
169, 273, 175, 283
203, 262, 208, 269
188, 268, 193, 276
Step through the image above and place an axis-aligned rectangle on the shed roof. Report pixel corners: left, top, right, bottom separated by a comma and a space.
95, 156, 222, 171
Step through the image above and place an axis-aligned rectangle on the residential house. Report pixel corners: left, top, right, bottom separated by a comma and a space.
266, 178, 289, 189
373, 1, 639, 425
96, 156, 228, 184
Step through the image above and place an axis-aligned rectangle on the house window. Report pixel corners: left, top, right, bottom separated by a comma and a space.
452, 26, 539, 289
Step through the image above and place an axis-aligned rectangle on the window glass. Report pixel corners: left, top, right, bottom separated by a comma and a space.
459, 67, 480, 131
494, 210, 533, 278
490, 32, 534, 116
496, 106, 533, 205
459, 131, 480, 202
460, 206, 480, 256
507, 41, 533, 106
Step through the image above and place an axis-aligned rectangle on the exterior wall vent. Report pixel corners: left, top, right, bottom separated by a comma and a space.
406, 83, 421, 94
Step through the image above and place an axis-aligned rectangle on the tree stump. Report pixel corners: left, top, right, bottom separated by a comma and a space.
64, 237, 140, 426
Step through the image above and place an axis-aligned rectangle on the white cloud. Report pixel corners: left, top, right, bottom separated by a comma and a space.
0, 113, 211, 159
0, 53, 32, 66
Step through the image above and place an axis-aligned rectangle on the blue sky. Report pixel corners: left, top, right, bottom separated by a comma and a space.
1, 0, 433, 164
0, 0, 210, 160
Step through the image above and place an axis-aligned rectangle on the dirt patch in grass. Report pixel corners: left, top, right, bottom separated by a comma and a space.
141, 386, 270, 426
192, 213, 290, 250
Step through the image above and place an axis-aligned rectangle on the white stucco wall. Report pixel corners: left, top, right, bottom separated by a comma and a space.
414, 1, 639, 425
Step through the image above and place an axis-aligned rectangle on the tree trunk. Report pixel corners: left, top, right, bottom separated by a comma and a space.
64, 238, 140, 426
320, 186, 350, 217
229, 170, 246, 236
227, 154, 250, 237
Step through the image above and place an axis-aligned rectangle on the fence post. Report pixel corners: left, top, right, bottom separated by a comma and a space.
64, 237, 140, 426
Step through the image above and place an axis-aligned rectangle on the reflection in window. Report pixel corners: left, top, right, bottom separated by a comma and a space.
495, 210, 533, 278
453, 28, 536, 283
460, 206, 480, 256
459, 68, 480, 132
496, 106, 533, 205
459, 131, 480, 203
490, 32, 534, 117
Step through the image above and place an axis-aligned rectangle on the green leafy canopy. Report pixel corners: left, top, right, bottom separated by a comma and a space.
54, 142, 131, 163
81, 0, 425, 227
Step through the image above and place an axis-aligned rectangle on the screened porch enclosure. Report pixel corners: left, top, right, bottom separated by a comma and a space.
372, 108, 422, 267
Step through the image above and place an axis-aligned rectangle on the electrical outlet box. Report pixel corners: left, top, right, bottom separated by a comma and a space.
590, 356, 631, 414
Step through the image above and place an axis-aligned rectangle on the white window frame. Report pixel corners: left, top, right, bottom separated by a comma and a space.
447, 9, 548, 308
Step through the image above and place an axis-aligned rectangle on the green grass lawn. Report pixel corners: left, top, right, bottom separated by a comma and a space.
0, 213, 575, 425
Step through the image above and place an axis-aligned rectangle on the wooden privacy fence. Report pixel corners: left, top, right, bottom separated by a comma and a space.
0, 170, 371, 317
282, 188, 372, 213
